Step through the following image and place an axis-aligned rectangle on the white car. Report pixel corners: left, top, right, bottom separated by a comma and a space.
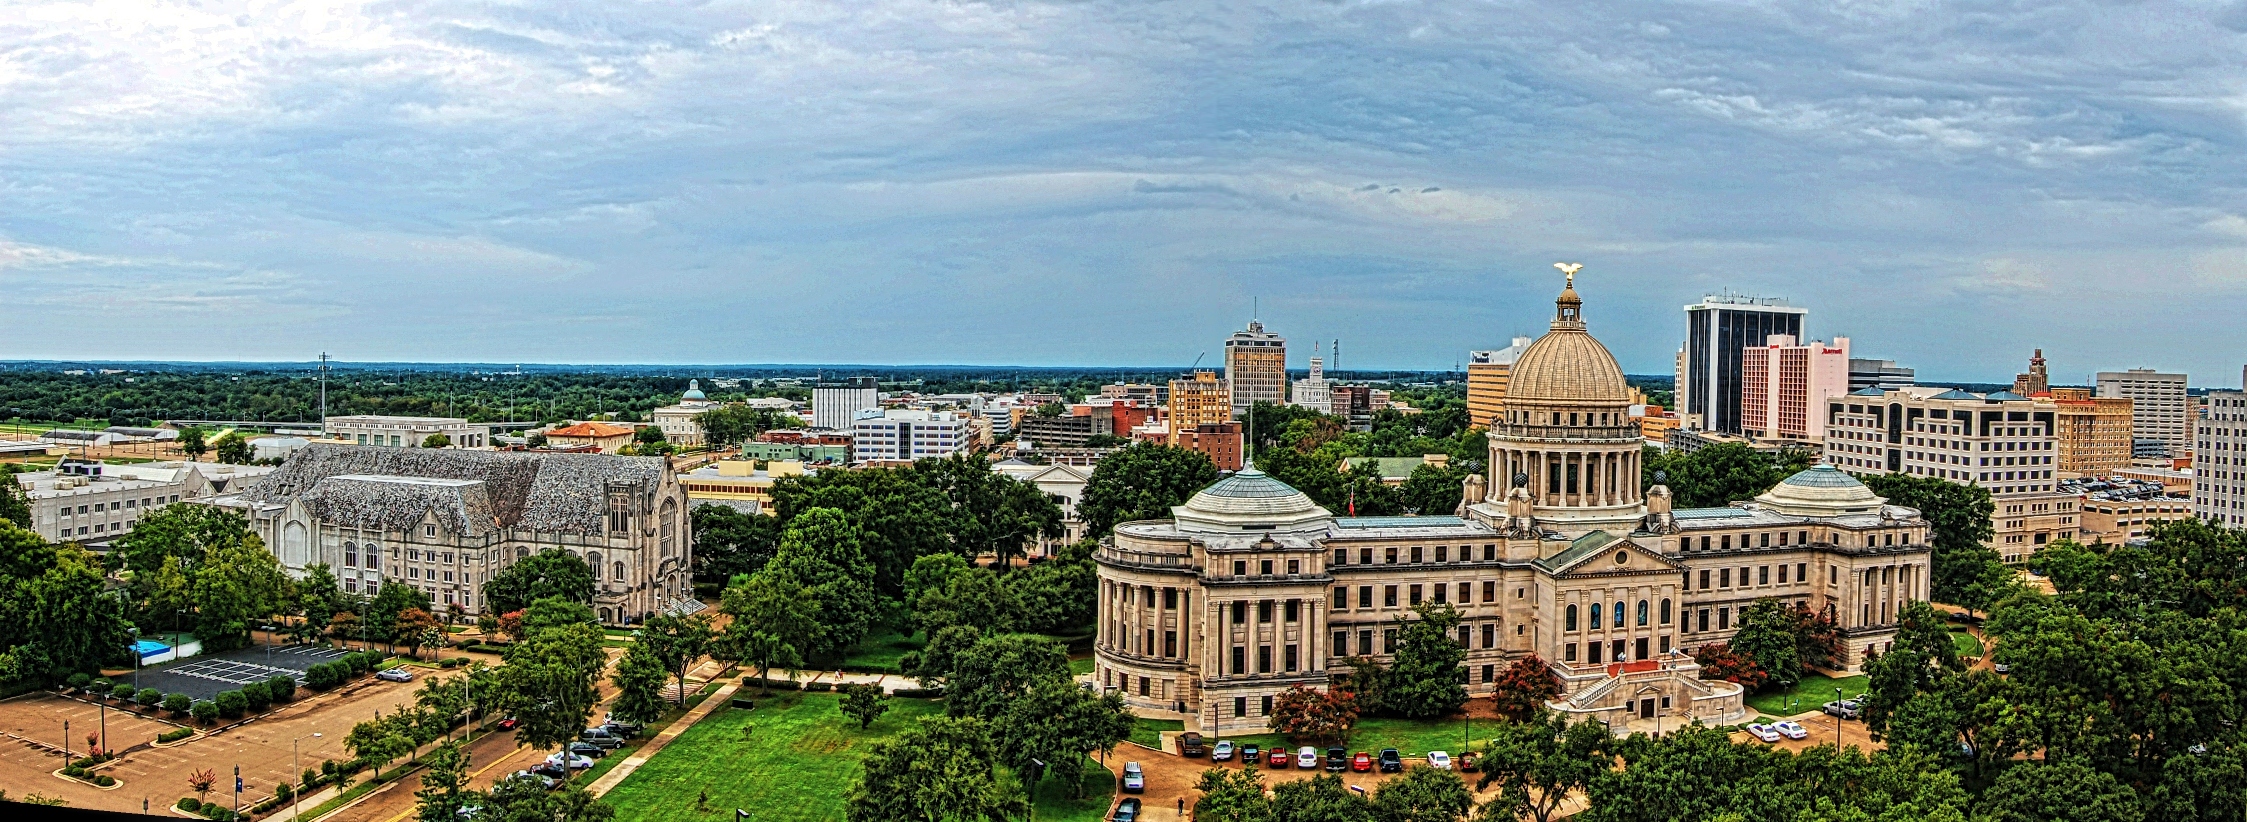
1121, 762, 1144, 793
546, 752, 596, 769
1296, 747, 1319, 769
1426, 751, 1452, 770
376, 668, 413, 682
1772, 721, 1809, 740
1745, 724, 1782, 743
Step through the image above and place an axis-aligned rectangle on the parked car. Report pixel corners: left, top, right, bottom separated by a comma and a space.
600, 721, 640, 739
496, 716, 520, 731
1746, 724, 1782, 743
1427, 751, 1452, 770
546, 752, 595, 770
1294, 746, 1318, 769
1180, 732, 1206, 758
1267, 747, 1291, 769
1121, 762, 1144, 793
1378, 749, 1403, 773
566, 741, 607, 760
529, 763, 568, 780
505, 770, 559, 791
1993, 662, 2011, 674
1773, 721, 1809, 740
1211, 740, 1235, 762
1240, 744, 1261, 765
376, 668, 413, 682
1460, 751, 1479, 772
1822, 699, 1863, 720
1352, 752, 1373, 772
1111, 798, 1141, 822
580, 728, 625, 749
1325, 746, 1347, 771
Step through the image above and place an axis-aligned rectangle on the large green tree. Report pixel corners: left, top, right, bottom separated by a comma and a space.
990, 678, 1133, 799
751, 507, 878, 661
191, 537, 294, 650
1372, 766, 1474, 822
607, 641, 669, 726
846, 716, 1027, 822
481, 550, 595, 616
113, 503, 258, 578
1640, 442, 1810, 509
1002, 538, 1099, 635
687, 503, 781, 583
1193, 768, 1275, 822
772, 467, 953, 599
1077, 441, 1220, 538
0, 524, 136, 685
1977, 759, 2143, 822
633, 613, 712, 707
1475, 710, 1610, 822
413, 742, 474, 822
915, 455, 1064, 569
1862, 473, 2006, 613
1380, 602, 1468, 718
945, 633, 1070, 720
1727, 598, 1803, 691
0, 467, 30, 530
499, 598, 608, 753
1271, 774, 1375, 822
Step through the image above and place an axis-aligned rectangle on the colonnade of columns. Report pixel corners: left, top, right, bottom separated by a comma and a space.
1494, 445, 1641, 508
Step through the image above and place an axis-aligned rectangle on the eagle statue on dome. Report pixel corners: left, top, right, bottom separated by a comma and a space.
1554, 261, 1583, 287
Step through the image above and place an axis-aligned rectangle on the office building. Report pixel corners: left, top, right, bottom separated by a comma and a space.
1096, 273, 1927, 734
2097, 369, 2189, 463
680, 459, 813, 515
1466, 337, 1535, 428
1330, 385, 1376, 432
14, 459, 274, 546
1846, 359, 1915, 394
1826, 387, 2075, 565
1174, 421, 1245, 472
1292, 349, 1333, 414
813, 377, 881, 431
2050, 388, 2133, 474
2194, 375, 2247, 527
209, 444, 695, 624
1016, 406, 1119, 449
2012, 350, 2050, 396
1680, 295, 1806, 435
1225, 320, 1288, 416
1739, 335, 1850, 443
1167, 371, 1233, 446
851, 409, 973, 463
542, 422, 638, 454
324, 415, 487, 448
1102, 383, 1166, 403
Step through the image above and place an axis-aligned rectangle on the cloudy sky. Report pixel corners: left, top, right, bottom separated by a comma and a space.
4, 1, 2244, 383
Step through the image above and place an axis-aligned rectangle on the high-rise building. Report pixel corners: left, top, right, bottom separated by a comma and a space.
2097, 368, 2189, 463
1680, 295, 1806, 435
1167, 371, 1232, 447
1826, 387, 2075, 565
1291, 349, 1332, 414
1224, 320, 1287, 417
1739, 335, 1850, 443
2050, 387, 2134, 475
1466, 337, 1534, 428
2195, 374, 2247, 527
851, 409, 972, 463
2012, 350, 2050, 396
813, 377, 880, 430
1848, 358, 1916, 393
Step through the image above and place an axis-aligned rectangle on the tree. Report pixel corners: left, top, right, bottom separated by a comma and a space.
0, 526, 135, 686
906, 554, 1018, 638
693, 405, 790, 449
1268, 684, 1359, 744
1193, 767, 1274, 822
1381, 602, 1467, 718
413, 742, 473, 822
113, 503, 257, 577
1726, 598, 1802, 691
1689, 643, 1768, 693
608, 642, 669, 726
394, 608, 443, 659
1272, 774, 1376, 822
481, 550, 595, 616
1372, 766, 1473, 822
915, 455, 1065, 569
483, 776, 616, 822
1399, 460, 1476, 516
1863, 473, 2005, 613
990, 678, 1132, 798
0, 467, 30, 530
1077, 442, 1220, 538
1476, 711, 1611, 822
688, 503, 781, 583
421, 433, 452, 449
365, 581, 431, 651
846, 716, 1027, 822
771, 466, 954, 599
1640, 442, 1809, 509
345, 710, 416, 771
753, 508, 878, 661
187, 768, 216, 805
179, 427, 208, 462
633, 613, 713, 707
1861, 600, 1964, 738
500, 598, 608, 753
1978, 759, 2143, 822
212, 431, 253, 465
946, 633, 1070, 720
297, 563, 344, 638
1003, 538, 1099, 634
839, 683, 892, 730
1488, 653, 1561, 720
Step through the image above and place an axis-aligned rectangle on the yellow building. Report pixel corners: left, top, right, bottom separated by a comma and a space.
2051, 388, 2133, 475
679, 459, 808, 515
1465, 337, 1532, 428
1167, 371, 1233, 447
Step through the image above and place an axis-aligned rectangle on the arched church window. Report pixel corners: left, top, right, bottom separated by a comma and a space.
1566, 604, 1578, 632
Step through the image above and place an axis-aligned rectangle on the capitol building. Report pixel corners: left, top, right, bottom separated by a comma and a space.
1094, 271, 1932, 733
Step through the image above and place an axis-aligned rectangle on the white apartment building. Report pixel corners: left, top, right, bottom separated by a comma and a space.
2193, 371, 2247, 528
1826, 387, 2076, 564
15, 459, 276, 545
852, 409, 972, 463
2097, 368, 2189, 462
813, 377, 881, 430
1291, 356, 1333, 414
325, 415, 488, 448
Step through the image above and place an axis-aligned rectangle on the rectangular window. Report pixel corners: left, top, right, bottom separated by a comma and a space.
1361, 548, 1374, 564
1483, 581, 1496, 602
1287, 559, 1300, 575
1718, 607, 1731, 630
1231, 602, 1246, 624
1411, 546, 1423, 563
1164, 631, 1177, 657
1260, 560, 1274, 576
1382, 629, 1397, 654
1334, 549, 1348, 566
1433, 584, 1447, 604
1483, 664, 1495, 684
1457, 626, 1471, 646
1285, 600, 1300, 622
1257, 601, 1273, 623
1799, 563, 1808, 583
1235, 697, 1247, 718
1383, 586, 1398, 607
1481, 623, 1496, 648
1231, 646, 1245, 674
1564, 643, 1578, 662
1409, 585, 1423, 605
1760, 533, 1770, 548
1234, 560, 1247, 576
1588, 642, 1602, 664
1359, 630, 1373, 655
1698, 609, 1709, 632
1660, 635, 1671, 654
1334, 587, 1348, 608
1165, 588, 1178, 608
1699, 569, 1710, 589
1777, 565, 1787, 583
1758, 566, 1769, 585
1720, 568, 1731, 588
1257, 645, 1272, 674
1385, 547, 1398, 564
1435, 545, 1448, 562
1484, 544, 1496, 560
1358, 586, 1373, 609
1284, 644, 1299, 672
1261, 695, 1274, 716
1830, 566, 1838, 584
1334, 630, 1347, 653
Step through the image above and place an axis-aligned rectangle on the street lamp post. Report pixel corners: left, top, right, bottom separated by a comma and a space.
290, 732, 322, 821
1833, 687, 1843, 742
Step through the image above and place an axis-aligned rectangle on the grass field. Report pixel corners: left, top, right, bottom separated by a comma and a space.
602, 692, 1112, 822
1128, 717, 1183, 749
1069, 657, 1095, 675
837, 629, 925, 673
1744, 673, 1870, 718
1951, 630, 1983, 659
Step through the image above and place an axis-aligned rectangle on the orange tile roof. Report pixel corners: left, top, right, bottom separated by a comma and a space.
547, 422, 636, 438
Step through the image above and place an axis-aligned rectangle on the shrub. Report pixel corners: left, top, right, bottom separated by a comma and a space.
189, 700, 219, 724
157, 728, 196, 744
241, 681, 271, 712
891, 688, 942, 699
62, 766, 86, 778
214, 690, 247, 718
805, 682, 834, 692
178, 797, 201, 811
66, 673, 91, 690
304, 663, 341, 690
110, 682, 137, 699
91, 677, 112, 693
137, 687, 163, 707
94, 774, 115, 787
267, 675, 297, 701
164, 693, 192, 714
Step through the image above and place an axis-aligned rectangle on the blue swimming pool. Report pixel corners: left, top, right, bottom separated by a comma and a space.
134, 640, 170, 657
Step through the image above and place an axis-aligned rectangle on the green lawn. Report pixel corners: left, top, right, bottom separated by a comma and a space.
603, 693, 1109, 822
836, 629, 925, 673
1951, 630, 1984, 659
1068, 658, 1095, 676
1744, 673, 1870, 718
1128, 717, 1183, 749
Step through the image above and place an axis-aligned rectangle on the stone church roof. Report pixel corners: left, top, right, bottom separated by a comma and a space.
241, 443, 667, 536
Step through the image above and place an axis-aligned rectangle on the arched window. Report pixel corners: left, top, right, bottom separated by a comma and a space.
613, 561, 626, 582
1636, 600, 1649, 626
660, 498, 678, 557
517, 547, 529, 560
365, 547, 380, 572
1660, 598, 1672, 625
1614, 601, 1626, 627
587, 552, 603, 581
1566, 604, 1579, 632
344, 541, 358, 568
1588, 603, 1600, 628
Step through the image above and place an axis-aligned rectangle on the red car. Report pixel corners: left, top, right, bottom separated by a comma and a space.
497, 716, 520, 731
1351, 752, 1373, 772
1266, 748, 1290, 768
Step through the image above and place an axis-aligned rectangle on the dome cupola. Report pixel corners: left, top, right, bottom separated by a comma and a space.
1172, 468, 1332, 533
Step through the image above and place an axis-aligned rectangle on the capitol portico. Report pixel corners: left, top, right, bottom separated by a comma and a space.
1094, 268, 1932, 734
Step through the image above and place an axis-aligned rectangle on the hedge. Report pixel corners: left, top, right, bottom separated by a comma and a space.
137, 687, 163, 706
461, 644, 510, 654
157, 728, 195, 744
66, 673, 91, 690
739, 676, 802, 691
177, 798, 200, 811
110, 682, 137, 699
241, 681, 271, 712
94, 774, 115, 787
891, 688, 942, 699
163, 693, 191, 714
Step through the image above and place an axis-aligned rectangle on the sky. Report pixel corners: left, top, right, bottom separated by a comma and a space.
3, 1, 2245, 385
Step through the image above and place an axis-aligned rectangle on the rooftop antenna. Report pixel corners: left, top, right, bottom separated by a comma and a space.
1253, 296, 1259, 321
317, 352, 330, 427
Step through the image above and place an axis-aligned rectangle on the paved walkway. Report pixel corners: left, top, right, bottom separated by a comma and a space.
584, 680, 739, 798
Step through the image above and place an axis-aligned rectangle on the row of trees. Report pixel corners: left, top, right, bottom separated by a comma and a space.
1689, 599, 1842, 693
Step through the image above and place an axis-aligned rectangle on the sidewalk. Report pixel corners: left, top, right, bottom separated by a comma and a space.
585, 681, 739, 797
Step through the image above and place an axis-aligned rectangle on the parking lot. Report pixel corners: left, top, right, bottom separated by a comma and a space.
126, 643, 351, 703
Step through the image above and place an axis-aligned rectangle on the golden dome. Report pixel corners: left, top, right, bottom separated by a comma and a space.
1505, 268, 1631, 404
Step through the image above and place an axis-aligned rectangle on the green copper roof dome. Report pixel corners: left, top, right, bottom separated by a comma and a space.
1174, 468, 1331, 531
1778, 463, 1865, 489
1754, 463, 1886, 516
